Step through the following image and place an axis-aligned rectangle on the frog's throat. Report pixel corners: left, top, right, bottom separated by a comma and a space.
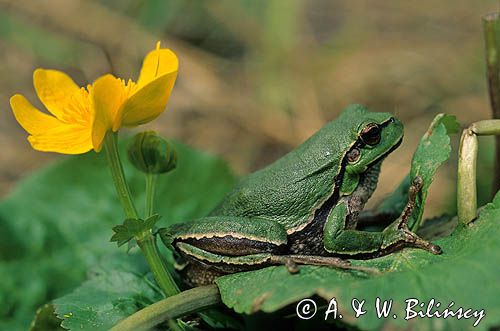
344, 159, 383, 227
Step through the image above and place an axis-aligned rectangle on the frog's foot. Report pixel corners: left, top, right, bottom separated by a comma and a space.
270, 255, 381, 275
383, 176, 442, 255
400, 228, 442, 254
382, 225, 442, 255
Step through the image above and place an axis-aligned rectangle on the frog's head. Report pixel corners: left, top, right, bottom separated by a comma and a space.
342, 106, 403, 174
330, 104, 403, 195
270, 104, 402, 197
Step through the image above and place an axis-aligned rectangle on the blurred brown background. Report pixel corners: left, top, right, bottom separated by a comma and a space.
0, 0, 498, 216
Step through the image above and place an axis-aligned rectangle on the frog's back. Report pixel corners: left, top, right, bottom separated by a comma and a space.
210, 104, 376, 232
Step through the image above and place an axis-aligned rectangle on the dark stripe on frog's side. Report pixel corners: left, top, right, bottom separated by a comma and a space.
177, 235, 286, 256
175, 242, 274, 274
286, 161, 344, 254
287, 161, 383, 255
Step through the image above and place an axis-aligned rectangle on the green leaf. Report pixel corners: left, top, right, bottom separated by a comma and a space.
216, 191, 500, 330
373, 114, 458, 230
0, 140, 236, 330
53, 253, 162, 331
409, 114, 459, 230
111, 215, 160, 247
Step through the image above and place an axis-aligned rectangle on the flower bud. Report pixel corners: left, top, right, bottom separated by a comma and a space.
127, 131, 177, 174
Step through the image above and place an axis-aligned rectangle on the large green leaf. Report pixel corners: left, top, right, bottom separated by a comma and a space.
216, 115, 500, 330
0, 140, 236, 330
216, 192, 500, 330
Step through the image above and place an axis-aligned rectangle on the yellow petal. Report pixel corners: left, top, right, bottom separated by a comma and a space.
137, 42, 178, 88
120, 71, 177, 127
28, 124, 92, 154
10, 94, 62, 135
33, 69, 80, 120
91, 74, 126, 151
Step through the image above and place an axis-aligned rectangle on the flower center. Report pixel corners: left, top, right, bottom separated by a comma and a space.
60, 85, 92, 126
121, 79, 139, 99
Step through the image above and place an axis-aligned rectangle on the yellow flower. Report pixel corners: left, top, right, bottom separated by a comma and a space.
10, 42, 178, 154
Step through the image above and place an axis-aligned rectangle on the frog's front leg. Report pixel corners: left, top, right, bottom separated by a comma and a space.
324, 176, 441, 257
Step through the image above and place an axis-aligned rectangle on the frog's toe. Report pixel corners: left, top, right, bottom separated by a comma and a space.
429, 243, 442, 255
411, 175, 424, 192
413, 237, 442, 255
401, 230, 442, 255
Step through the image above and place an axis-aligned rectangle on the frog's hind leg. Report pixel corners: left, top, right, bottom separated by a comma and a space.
161, 216, 290, 285
160, 216, 289, 256
174, 241, 278, 284
177, 242, 378, 283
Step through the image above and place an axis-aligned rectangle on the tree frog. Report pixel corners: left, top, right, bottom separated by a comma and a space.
160, 104, 441, 286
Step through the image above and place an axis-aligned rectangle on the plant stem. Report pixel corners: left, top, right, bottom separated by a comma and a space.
457, 128, 478, 224
103, 132, 139, 219
482, 13, 500, 196
137, 234, 179, 297
145, 173, 156, 218
110, 285, 221, 331
103, 131, 179, 297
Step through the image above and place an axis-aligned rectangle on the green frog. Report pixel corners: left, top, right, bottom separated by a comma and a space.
160, 104, 441, 286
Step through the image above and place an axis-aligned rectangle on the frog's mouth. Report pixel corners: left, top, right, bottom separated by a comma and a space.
367, 135, 403, 168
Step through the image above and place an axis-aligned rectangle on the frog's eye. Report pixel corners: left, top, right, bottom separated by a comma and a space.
347, 148, 360, 163
360, 123, 381, 146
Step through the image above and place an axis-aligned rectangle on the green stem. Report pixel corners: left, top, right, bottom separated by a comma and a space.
137, 234, 179, 297
110, 285, 221, 331
103, 131, 179, 297
471, 119, 500, 135
103, 132, 139, 219
145, 173, 156, 218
